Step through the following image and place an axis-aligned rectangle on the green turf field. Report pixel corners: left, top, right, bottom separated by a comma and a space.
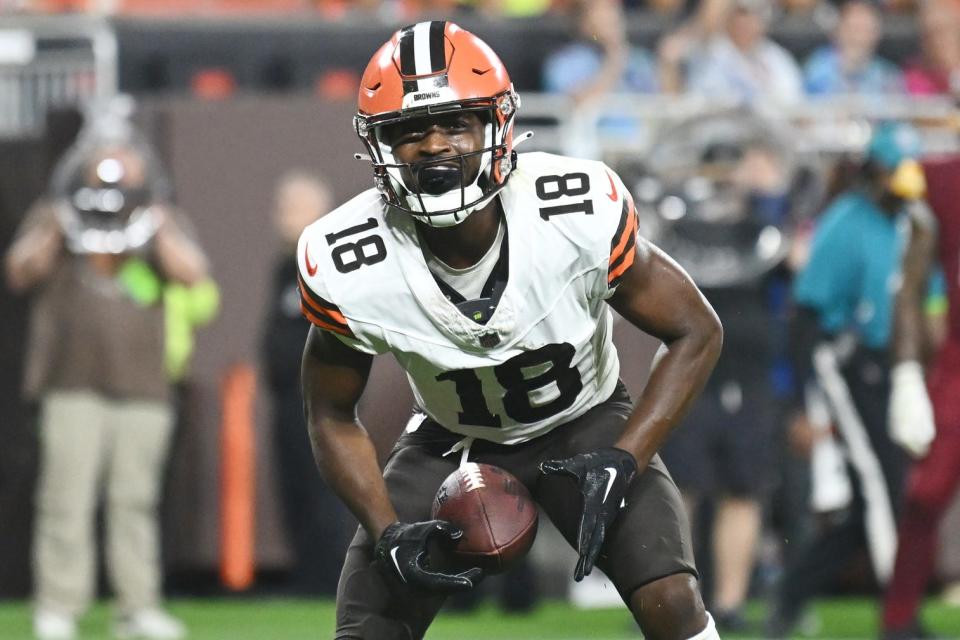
0, 598, 957, 639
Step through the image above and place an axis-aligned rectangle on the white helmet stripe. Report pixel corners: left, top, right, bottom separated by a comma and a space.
413, 22, 434, 76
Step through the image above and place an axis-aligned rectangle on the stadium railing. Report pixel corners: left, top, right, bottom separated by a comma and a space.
516, 93, 960, 158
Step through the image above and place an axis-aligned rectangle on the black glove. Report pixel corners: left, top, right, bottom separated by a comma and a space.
374, 520, 483, 593
540, 447, 638, 581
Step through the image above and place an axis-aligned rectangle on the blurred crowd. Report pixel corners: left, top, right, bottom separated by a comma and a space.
10, 0, 953, 17
13, 0, 960, 104
546, 0, 960, 105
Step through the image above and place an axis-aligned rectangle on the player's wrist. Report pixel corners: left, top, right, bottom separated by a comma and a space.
373, 522, 409, 581
602, 445, 640, 475
374, 521, 403, 544
601, 446, 638, 470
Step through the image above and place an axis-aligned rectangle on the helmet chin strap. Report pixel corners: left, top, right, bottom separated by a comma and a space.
410, 189, 500, 228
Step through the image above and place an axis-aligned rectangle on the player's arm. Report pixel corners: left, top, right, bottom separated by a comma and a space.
607, 237, 723, 466
893, 201, 937, 365
541, 236, 721, 581
301, 325, 393, 538
301, 325, 482, 591
889, 200, 938, 457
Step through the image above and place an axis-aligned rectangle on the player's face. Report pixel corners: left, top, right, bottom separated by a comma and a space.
379, 111, 487, 196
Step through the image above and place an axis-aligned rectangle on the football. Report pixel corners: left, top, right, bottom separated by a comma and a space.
431, 463, 538, 575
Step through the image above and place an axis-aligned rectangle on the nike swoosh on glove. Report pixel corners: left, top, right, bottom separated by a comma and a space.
374, 520, 483, 593
889, 361, 936, 458
540, 447, 638, 581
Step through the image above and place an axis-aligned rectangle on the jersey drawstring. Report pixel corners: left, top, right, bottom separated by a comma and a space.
442, 436, 475, 468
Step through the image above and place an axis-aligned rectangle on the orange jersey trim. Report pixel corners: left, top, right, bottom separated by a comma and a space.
296, 274, 355, 337
299, 301, 354, 338
608, 195, 638, 286
297, 274, 350, 327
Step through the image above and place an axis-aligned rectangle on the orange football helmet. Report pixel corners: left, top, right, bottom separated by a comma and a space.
354, 21, 521, 226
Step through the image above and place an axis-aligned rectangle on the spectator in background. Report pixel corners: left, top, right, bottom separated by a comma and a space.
260, 171, 354, 595
658, 140, 795, 633
623, 0, 696, 18
803, 0, 904, 96
542, 0, 659, 103
543, 0, 658, 157
903, 0, 960, 95
779, 0, 829, 17
766, 122, 928, 638
659, 0, 803, 104
4, 100, 207, 640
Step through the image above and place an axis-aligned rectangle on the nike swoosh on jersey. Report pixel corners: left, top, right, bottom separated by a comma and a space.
602, 466, 617, 503
390, 546, 406, 582
605, 171, 618, 202
304, 241, 318, 276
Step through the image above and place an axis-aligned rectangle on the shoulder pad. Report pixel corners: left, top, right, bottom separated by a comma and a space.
296, 189, 386, 351
512, 152, 638, 289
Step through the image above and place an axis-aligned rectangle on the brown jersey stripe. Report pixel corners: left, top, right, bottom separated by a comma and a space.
297, 274, 349, 323
608, 198, 638, 286
608, 209, 637, 274
610, 198, 630, 255
608, 197, 637, 269
299, 287, 350, 329
608, 196, 632, 265
297, 273, 341, 311
297, 276, 349, 328
300, 301, 354, 338
607, 238, 636, 287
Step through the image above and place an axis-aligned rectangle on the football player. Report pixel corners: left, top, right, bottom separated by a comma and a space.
298, 22, 723, 640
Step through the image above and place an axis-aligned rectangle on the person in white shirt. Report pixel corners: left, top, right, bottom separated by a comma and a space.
659, 0, 804, 104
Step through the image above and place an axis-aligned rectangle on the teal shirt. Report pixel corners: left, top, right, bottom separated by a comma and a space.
794, 192, 903, 349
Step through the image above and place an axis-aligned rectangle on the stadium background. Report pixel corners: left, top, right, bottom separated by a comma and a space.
1, 1, 960, 637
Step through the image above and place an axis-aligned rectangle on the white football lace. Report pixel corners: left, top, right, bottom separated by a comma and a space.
442, 436, 475, 467
461, 462, 486, 492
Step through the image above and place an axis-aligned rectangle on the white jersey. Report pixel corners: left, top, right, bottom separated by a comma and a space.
297, 152, 639, 445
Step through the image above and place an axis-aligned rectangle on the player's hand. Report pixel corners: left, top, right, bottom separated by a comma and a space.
373, 520, 483, 593
889, 361, 936, 458
540, 447, 638, 581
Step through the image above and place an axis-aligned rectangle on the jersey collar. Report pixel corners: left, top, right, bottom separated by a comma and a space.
386, 194, 528, 352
